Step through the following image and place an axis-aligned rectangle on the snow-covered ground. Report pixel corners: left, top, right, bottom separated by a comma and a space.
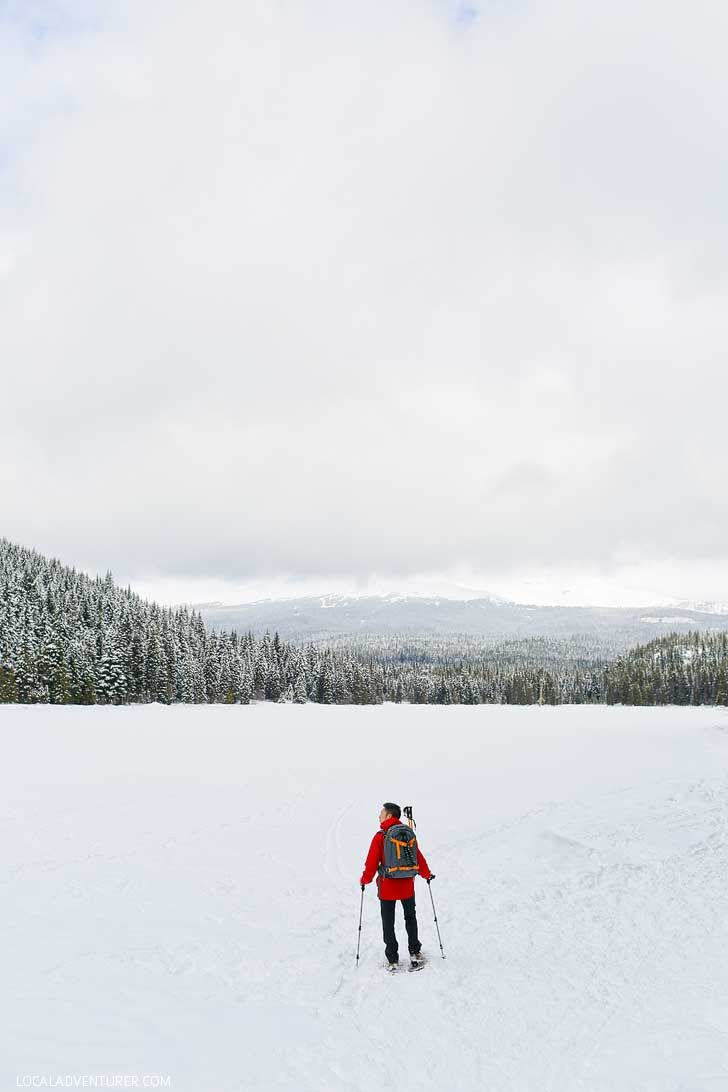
4, 704, 728, 1092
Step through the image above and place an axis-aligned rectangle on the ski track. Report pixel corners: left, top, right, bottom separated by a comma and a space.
3, 704, 728, 1091
324, 800, 355, 883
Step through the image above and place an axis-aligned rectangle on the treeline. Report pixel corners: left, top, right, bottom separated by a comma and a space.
2, 538, 727, 707
602, 630, 728, 706
370, 630, 728, 705
379, 662, 603, 705
0, 539, 384, 705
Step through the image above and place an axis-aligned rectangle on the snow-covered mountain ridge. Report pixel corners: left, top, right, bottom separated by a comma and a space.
194, 594, 728, 652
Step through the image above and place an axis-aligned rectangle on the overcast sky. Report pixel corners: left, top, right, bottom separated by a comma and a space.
2, 0, 728, 607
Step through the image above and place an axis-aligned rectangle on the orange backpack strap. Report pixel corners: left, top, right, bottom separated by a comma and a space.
380, 823, 419, 878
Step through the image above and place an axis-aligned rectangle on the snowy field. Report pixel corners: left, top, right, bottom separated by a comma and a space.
4, 703, 728, 1092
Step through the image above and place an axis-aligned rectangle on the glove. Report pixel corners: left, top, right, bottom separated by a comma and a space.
427, 874, 436, 883
360, 883, 365, 891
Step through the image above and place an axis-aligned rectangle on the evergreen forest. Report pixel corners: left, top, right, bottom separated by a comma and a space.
1, 538, 727, 708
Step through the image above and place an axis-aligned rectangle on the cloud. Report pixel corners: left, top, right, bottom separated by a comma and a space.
1, 0, 728, 594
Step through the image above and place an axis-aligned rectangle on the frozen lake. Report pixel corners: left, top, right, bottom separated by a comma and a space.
3, 703, 728, 1091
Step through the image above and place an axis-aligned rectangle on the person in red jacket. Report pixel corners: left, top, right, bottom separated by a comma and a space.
360, 802, 434, 967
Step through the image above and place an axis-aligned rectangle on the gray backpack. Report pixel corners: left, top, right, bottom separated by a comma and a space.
378, 823, 419, 880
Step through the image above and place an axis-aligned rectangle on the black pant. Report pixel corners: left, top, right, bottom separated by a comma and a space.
380, 895, 421, 963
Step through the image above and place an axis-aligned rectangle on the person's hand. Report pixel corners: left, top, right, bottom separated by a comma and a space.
360, 883, 366, 891
427, 874, 436, 883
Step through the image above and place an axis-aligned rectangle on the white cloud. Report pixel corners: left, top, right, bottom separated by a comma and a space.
2, 0, 728, 600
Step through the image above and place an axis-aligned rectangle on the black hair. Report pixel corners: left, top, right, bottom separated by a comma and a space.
382, 802, 401, 819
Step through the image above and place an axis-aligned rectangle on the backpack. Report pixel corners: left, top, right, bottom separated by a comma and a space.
378, 823, 419, 880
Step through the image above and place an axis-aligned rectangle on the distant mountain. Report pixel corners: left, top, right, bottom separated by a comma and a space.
196, 593, 728, 653
676, 599, 728, 615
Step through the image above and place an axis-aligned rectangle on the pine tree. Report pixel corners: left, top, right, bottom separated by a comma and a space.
0, 664, 18, 702
293, 670, 308, 704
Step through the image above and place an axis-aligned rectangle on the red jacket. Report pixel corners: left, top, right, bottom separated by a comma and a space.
360, 814, 432, 900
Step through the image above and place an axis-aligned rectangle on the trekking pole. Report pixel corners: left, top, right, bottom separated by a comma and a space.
427, 879, 446, 959
355, 885, 365, 967
406, 804, 445, 958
